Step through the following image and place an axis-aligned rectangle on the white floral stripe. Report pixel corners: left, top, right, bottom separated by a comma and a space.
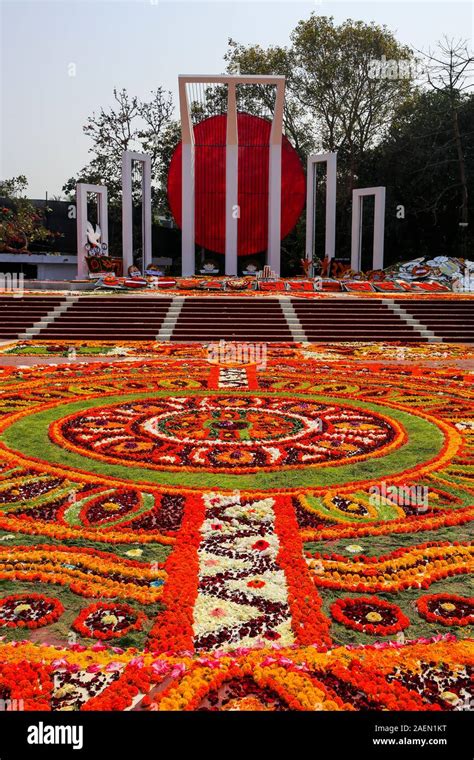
192, 492, 295, 651
218, 367, 249, 388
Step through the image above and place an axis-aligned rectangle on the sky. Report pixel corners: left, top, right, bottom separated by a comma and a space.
1, 0, 473, 198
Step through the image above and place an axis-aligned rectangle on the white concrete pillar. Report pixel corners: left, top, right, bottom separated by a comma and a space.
305, 152, 337, 271
142, 156, 152, 271
225, 81, 239, 276
76, 183, 108, 280
121, 153, 133, 274
373, 187, 386, 271
351, 187, 386, 272
179, 78, 195, 276
267, 80, 285, 277
121, 151, 152, 275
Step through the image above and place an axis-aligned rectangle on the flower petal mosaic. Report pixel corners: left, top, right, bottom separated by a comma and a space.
0, 342, 471, 711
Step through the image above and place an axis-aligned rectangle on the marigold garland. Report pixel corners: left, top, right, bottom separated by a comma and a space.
73, 602, 147, 640
0, 593, 64, 629
330, 596, 410, 635
416, 593, 474, 627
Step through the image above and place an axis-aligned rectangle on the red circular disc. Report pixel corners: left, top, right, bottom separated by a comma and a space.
167, 113, 306, 256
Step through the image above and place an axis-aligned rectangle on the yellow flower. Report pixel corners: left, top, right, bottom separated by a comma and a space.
125, 549, 143, 558
440, 602, 456, 613
102, 502, 120, 512
365, 611, 383, 623
102, 614, 118, 626
440, 691, 459, 704
13, 603, 31, 615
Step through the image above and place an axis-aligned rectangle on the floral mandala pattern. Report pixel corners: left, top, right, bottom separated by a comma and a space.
51, 396, 400, 472
0, 348, 470, 711
417, 594, 474, 627
330, 596, 410, 635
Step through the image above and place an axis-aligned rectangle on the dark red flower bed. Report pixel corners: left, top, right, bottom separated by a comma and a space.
330, 596, 410, 635
0, 593, 64, 628
417, 594, 474, 626
72, 602, 146, 640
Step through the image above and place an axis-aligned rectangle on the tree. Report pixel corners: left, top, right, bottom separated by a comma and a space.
62, 87, 177, 217
221, 17, 418, 260
290, 15, 416, 195
359, 89, 474, 262
422, 37, 474, 227
0, 176, 57, 252
223, 39, 314, 158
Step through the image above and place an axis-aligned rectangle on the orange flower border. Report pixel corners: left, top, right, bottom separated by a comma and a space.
72, 602, 147, 640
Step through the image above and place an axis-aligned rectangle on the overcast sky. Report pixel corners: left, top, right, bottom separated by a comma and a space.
1, 0, 473, 197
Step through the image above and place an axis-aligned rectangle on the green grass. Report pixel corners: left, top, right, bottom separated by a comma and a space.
1, 390, 444, 490
319, 575, 473, 648
0, 578, 163, 649
305, 523, 474, 557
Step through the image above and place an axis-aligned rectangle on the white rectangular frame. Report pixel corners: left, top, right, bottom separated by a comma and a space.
178, 74, 286, 276
305, 152, 337, 272
122, 150, 152, 274
351, 187, 386, 272
76, 183, 108, 280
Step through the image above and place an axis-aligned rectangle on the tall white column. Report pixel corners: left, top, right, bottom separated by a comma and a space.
76, 185, 88, 280
142, 157, 152, 271
351, 187, 385, 272
225, 82, 239, 276
373, 187, 386, 271
179, 78, 195, 276
97, 189, 108, 253
305, 152, 337, 271
121, 153, 133, 274
325, 153, 337, 262
267, 80, 285, 276
122, 151, 152, 274
76, 183, 108, 280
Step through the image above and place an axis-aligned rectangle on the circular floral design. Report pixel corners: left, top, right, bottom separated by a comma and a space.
0, 593, 64, 629
330, 596, 410, 635
79, 489, 143, 526
52, 395, 400, 473
417, 594, 474, 627
72, 602, 146, 640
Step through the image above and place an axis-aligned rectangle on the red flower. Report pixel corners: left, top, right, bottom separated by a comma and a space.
247, 579, 266, 589
252, 539, 270, 551
330, 596, 410, 635
0, 593, 64, 629
72, 602, 146, 640
417, 594, 473, 627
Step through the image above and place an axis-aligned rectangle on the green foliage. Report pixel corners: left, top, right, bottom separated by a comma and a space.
223, 15, 419, 263
360, 89, 474, 261
0, 176, 57, 252
62, 88, 178, 219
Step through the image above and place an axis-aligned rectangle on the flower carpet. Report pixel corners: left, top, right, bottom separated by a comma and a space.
0, 347, 471, 711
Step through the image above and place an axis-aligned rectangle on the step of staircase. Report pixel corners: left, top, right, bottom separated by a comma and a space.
1, 295, 472, 342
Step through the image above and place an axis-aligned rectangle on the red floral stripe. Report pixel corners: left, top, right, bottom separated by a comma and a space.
273, 495, 332, 647
147, 494, 206, 653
